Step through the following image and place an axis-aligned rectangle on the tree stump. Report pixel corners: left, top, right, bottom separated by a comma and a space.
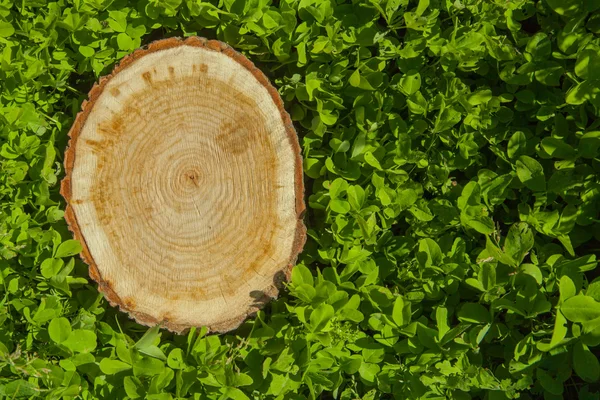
60, 37, 306, 333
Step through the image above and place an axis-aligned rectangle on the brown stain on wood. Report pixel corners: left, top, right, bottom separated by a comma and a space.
123, 105, 143, 119
168, 66, 175, 77
190, 287, 207, 300
184, 170, 201, 188
110, 87, 121, 97
98, 115, 125, 137
123, 297, 136, 310
142, 71, 153, 85
92, 180, 113, 226
192, 64, 209, 73
215, 114, 259, 155
84, 139, 108, 153
220, 274, 238, 297
244, 227, 277, 281
111, 116, 124, 132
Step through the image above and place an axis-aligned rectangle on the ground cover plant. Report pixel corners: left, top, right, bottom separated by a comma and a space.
1, 0, 600, 398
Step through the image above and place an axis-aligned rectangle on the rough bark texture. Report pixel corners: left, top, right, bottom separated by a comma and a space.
60, 37, 306, 333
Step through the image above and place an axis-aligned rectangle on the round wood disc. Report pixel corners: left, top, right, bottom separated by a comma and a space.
60, 37, 306, 333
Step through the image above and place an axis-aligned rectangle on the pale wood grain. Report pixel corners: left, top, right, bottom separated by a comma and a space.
60, 38, 306, 333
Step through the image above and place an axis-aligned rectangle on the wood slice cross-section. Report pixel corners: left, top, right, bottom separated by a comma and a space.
60, 37, 306, 333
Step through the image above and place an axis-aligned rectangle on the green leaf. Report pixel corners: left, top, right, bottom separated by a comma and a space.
48, 317, 71, 344
398, 70, 421, 96
503, 223, 534, 266
536, 369, 563, 395
235, 372, 253, 387
582, 316, 600, 341
138, 345, 166, 361
3, 379, 38, 397
149, 368, 175, 394
108, 10, 128, 32
526, 33, 551, 60
347, 185, 365, 210
309, 303, 334, 332
0, 21, 15, 37
541, 137, 576, 159
436, 307, 450, 339
100, 358, 132, 374
558, 255, 597, 274
566, 80, 599, 105
457, 303, 491, 324
546, 0, 584, 16
63, 329, 97, 353
40, 258, 64, 278
117, 33, 135, 50
54, 240, 82, 258
349, 70, 361, 87
417, 238, 442, 268
223, 387, 250, 400
79, 45, 95, 58
132, 355, 165, 377
561, 295, 600, 322
167, 348, 186, 369
516, 155, 546, 192
358, 362, 380, 384
507, 131, 527, 159
433, 106, 461, 133
124, 376, 145, 399
409, 201, 434, 221
364, 152, 383, 170
136, 325, 161, 351
481, 263, 498, 289
575, 46, 600, 80
330, 199, 351, 214
535, 61, 564, 86
392, 296, 410, 326
588, 281, 600, 301
291, 265, 314, 287
550, 312, 568, 348
468, 89, 493, 105
579, 131, 600, 159
559, 275, 576, 303
329, 178, 348, 198
462, 206, 495, 235
415, 0, 429, 15
407, 91, 427, 114
573, 341, 600, 382
340, 355, 362, 374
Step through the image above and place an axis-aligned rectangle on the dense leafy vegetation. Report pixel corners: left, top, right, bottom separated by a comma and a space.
1, 0, 600, 398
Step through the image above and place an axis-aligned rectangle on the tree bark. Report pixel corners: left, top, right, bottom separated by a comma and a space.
60, 37, 306, 333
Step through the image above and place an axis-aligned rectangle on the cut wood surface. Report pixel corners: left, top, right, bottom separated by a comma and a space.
60, 37, 306, 333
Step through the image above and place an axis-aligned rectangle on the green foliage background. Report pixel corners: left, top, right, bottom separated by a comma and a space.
1, 0, 600, 398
